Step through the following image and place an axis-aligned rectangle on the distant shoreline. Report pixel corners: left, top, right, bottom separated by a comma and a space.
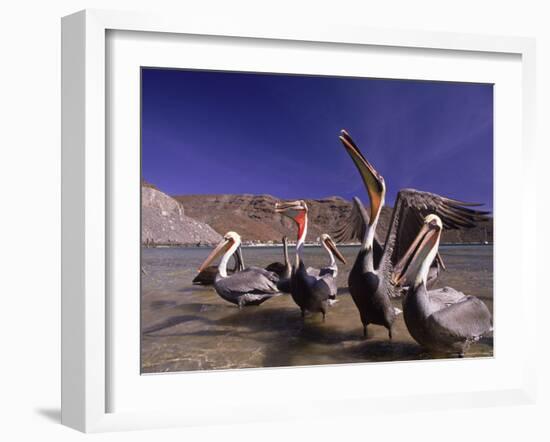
142, 242, 493, 249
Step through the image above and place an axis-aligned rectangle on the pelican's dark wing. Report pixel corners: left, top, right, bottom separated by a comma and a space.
380, 189, 491, 290
306, 266, 321, 278
332, 196, 384, 267
426, 296, 493, 341
427, 287, 468, 311
304, 266, 338, 299
241, 266, 280, 284
319, 275, 338, 299
216, 268, 280, 296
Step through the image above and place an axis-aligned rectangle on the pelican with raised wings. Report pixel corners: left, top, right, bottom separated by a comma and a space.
197, 231, 281, 308
275, 201, 346, 320
396, 214, 492, 356
334, 130, 490, 339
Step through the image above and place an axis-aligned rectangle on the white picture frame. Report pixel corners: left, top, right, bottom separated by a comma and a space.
61, 9, 537, 433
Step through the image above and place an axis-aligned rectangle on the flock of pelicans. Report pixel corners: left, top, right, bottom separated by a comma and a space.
194, 130, 493, 358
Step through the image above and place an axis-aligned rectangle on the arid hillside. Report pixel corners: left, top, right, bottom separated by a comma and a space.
174, 193, 492, 244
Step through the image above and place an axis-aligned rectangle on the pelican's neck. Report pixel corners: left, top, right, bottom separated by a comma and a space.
362, 200, 383, 252
409, 281, 432, 320
408, 239, 442, 320
219, 240, 240, 278
295, 214, 308, 267
231, 246, 243, 272
362, 244, 375, 273
283, 239, 291, 278
237, 246, 246, 271
322, 240, 335, 268
413, 237, 440, 290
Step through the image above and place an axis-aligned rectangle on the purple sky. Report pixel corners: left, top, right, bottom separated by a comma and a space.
142, 68, 493, 210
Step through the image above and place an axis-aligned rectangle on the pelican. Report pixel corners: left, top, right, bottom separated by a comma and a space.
307, 234, 345, 278
396, 214, 492, 356
192, 246, 245, 285
306, 234, 347, 302
265, 236, 291, 277
335, 130, 490, 339
265, 236, 293, 293
275, 200, 346, 320
197, 231, 281, 308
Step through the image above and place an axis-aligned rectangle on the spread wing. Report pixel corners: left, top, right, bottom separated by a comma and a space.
379, 189, 491, 283
332, 196, 384, 267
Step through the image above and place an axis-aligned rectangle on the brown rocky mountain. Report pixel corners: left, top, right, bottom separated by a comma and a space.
174, 194, 492, 245
142, 186, 222, 246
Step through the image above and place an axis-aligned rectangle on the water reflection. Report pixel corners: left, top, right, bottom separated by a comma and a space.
141, 245, 493, 373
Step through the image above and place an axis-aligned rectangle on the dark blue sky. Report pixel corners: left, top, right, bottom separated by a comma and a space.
142, 68, 493, 210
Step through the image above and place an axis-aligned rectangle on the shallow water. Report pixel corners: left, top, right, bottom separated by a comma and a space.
141, 245, 493, 373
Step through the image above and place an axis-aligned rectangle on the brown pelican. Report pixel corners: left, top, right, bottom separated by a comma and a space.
265, 236, 292, 278
306, 234, 347, 302
307, 234, 345, 278
334, 130, 490, 339
197, 231, 281, 308
396, 214, 492, 356
263, 236, 293, 293
192, 246, 245, 285
275, 201, 346, 320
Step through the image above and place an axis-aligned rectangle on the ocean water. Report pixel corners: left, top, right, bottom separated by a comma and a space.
141, 245, 493, 373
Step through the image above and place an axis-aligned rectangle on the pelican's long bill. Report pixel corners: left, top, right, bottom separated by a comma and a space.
198, 237, 234, 273
394, 215, 442, 286
323, 235, 347, 264
275, 200, 308, 238
275, 200, 308, 217
339, 130, 385, 225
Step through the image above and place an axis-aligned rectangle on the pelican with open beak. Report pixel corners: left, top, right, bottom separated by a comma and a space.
397, 215, 492, 357
305, 234, 347, 303
275, 200, 346, 321
318, 234, 347, 278
197, 231, 281, 308
334, 129, 491, 339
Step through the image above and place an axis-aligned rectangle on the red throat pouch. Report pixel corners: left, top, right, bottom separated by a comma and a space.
295, 211, 306, 240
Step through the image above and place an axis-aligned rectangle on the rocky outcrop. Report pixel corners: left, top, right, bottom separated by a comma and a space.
174, 194, 344, 243
142, 186, 221, 246
174, 193, 492, 245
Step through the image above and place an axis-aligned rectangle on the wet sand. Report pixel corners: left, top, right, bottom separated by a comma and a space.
141, 245, 493, 373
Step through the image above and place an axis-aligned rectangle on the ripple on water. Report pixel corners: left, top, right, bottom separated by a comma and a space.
141, 245, 494, 373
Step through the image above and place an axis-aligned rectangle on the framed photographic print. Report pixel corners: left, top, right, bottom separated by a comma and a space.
61, 9, 537, 432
